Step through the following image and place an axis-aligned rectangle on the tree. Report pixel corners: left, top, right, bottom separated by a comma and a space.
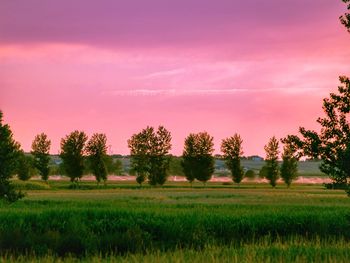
0, 111, 24, 202
280, 142, 298, 187
128, 126, 172, 186
259, 166, 268, 179
245, 169, 256, 180
282, 3, 350, 185
339, 143, 350, 179
284, 77, 350, 184
221, 134, 244, 185
262, 136, 280, 187
182, 134, 197, 185
340, 0, 350, 32
17, 152, 34, 181
105, 156, 123, 175
86, 133, 108, 185
169, 156, 185, 176
182, 132, 215, 186
31, 133, 51, 182
60, 131, 88, 183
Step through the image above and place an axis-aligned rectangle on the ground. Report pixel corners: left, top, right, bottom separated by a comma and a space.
1, 179, 350, 262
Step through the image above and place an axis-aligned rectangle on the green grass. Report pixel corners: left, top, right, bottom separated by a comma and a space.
3, 240, 350, 263
1, 180, 350, 261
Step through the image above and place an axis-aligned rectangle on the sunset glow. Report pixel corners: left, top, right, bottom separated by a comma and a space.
1, 0, 349, 156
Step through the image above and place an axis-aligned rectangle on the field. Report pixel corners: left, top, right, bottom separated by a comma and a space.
1, 179, 350, 262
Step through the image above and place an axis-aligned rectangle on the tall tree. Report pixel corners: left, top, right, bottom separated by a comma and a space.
182, 132, 215, 185
60, 131, 88, 183
0, 111, 24, 202
86, 133, 108, 185
262, 136, 280, 187
283, 1, 350, 185
284, 77, 350, 184
182, 134, 197, 185
128, 126, 172, 186
340, 0, 350, 31
280, 142, 298, 187
31, 133, 51, 182
17, 151, 34, 181
282, 1, 350, 185
221, 134, 244, 185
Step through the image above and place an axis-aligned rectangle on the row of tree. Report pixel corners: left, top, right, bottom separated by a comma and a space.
17, 133, 123, 182
0, 70, 349, 199
127, 127, 298, 187
1, 0, 349, 202
0, 110, 297, 189
0, 70, 348, 200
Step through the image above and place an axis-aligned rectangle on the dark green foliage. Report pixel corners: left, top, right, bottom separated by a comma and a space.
0, 111, 23, 202
169, 156, 185, 176
49, 162, 65, 176
148, 155, 171, 185
16, 152, 34, 181
194, 154, 215, 184
182, 135, 197, 184
86, 133, 108, 184
60, 131, 88, 183
284, 77, 350, 184
339, 143, 350, 179
105, 157, 123, 175
182, 132, 215, 185
221, 134, 244, 184
280, 143, 298, 187
128, 126, 172, 186
259, 166, 268, 179
262, 136, 279, 187
245, 169, 256, 179
31, 133, 51, 182
340, 0, 350, 32
135, 173, 146, 185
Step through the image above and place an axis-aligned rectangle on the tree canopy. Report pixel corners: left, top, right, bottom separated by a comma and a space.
182, 132, 215, 185
340, 0, 350, 31
221, 134, 244, 184
284, 77, 350, 184
0, 111, 24, 202
280, 142, 298, 187
31, 133, 51, 182
128, 126, 172, 186
60, 131, 88, 183
86, 133, 109, 184
263, 136, 280, 187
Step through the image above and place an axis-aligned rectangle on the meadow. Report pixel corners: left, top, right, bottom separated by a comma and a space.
1, 179, 350, 262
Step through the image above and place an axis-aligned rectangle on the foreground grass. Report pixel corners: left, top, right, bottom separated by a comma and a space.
1, 180, 350, 261
3, 239, 350, 263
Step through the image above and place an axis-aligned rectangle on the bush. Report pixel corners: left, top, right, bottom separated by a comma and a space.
324, 183, 348, 190
245, 170, 256, 179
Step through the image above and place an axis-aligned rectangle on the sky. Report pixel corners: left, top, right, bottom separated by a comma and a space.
0, 0, 349, 156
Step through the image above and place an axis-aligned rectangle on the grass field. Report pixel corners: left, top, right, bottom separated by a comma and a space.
1, 180, 350, 262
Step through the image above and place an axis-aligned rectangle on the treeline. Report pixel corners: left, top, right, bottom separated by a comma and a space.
19, 127, 300, 188
17, 153, 124, 178
0, 109, 301, 203
1, 74, 350, 201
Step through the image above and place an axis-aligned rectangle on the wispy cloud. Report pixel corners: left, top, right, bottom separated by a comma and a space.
104, 87, 325, 96
143, 68, 186, 79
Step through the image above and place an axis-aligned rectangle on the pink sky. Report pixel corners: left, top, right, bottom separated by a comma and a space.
0, 0, 349, 156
